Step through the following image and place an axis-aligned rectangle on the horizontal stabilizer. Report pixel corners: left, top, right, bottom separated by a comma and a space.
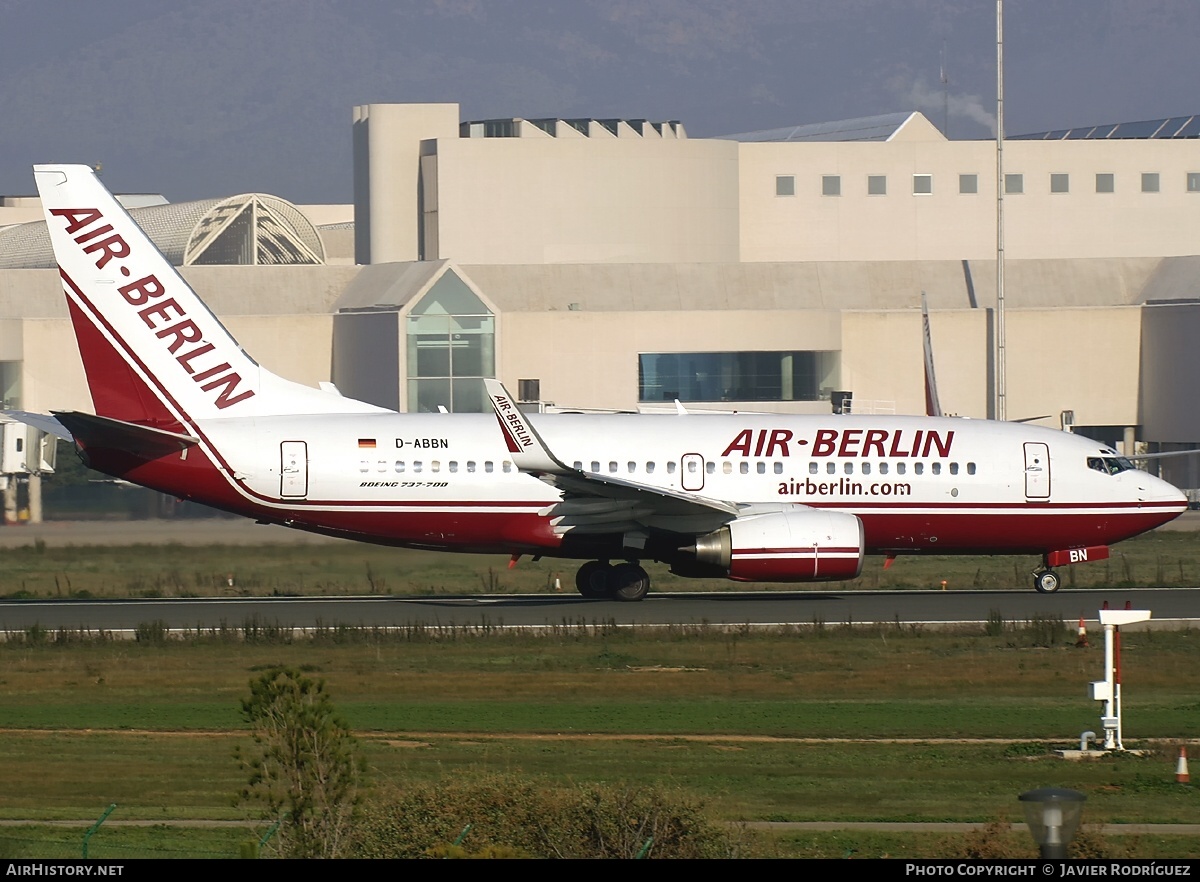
3, 411, 72, 441
53, 411, 198, 458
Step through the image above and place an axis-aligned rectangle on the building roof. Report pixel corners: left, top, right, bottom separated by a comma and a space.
0, 193, 325, 269
1013, 114, 1200, 140
712, 112, 923, 143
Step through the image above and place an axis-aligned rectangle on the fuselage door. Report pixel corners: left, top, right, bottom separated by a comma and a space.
280, 441, 308, 498
681, 453, 705, 492
1023, 442, 1051, 500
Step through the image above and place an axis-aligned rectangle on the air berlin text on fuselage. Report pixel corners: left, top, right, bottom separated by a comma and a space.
721, 427, 955, 458
48, 207, 255, 410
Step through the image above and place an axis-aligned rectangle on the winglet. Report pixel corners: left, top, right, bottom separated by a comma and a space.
483, 379, 567, 474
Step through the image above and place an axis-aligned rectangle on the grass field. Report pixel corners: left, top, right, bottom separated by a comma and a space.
1, 531, 1197, 859
0, 622, 1197, 858
3, 527, 1200, 599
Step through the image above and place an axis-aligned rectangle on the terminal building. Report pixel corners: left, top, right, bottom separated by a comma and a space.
3, 102, 1200, 491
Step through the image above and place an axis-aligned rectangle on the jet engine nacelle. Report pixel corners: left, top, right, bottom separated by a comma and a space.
691, 507, 865, 582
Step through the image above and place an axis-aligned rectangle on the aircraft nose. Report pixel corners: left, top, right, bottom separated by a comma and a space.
1141, 474, 1189, 509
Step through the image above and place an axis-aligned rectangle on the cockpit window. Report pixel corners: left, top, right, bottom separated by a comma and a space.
1087, 456, 1135, 475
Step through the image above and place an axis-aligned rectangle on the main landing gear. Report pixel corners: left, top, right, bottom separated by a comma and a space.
1033, 568, 1061, 594
575, 560, 650, 602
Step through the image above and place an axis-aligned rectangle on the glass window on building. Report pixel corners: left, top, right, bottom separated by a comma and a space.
0, 362, 21, 410
637, 351, 839, 403
406, 270, 495, 413
867, 175, 887, 195
776, 175, 795, 196
1188, 173, 1200, 192
822, 175, 841, 196
1096, 173, 1115, 193
959, 174, 978, 194
912, 174, 932, 195
1050, 173, 1069, 193
1142, 173, 1160, 193
1004, 174, 1023, 194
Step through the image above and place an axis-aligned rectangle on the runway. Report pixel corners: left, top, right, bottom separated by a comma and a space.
1, 587, 1196, 634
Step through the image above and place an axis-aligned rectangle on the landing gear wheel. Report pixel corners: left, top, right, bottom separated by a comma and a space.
1033, 569, 1061, 594
608, 562, 650, 602
575, 561, 611, 598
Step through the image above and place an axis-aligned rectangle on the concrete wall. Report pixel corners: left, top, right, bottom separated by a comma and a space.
738, 139, 1200, 263
357, 105, 1200, 268
430, 136, 740, 265
353, 103, 461, 265
841, 309, 991, 418
1141, 302, 1200, 442
332, 311, 401, 410
498, 309, 840, 413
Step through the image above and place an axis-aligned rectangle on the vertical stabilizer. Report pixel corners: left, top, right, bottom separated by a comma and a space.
34, 164, 385, 426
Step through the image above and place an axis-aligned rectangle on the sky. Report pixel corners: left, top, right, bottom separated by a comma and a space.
3, 0, 1198, 204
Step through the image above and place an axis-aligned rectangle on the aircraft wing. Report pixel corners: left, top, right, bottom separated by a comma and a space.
484, 380, 740, 535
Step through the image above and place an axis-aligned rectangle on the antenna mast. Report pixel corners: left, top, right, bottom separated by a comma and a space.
940, 40, 949, 137
995, 0, 1007, 421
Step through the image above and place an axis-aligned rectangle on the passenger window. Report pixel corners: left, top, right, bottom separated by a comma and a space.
573, 461, 582, 471
503, 461, 512, 473
827, 462, 836, 474
931, 462, 941, 475
628, 461, 637, 474
431, 461, 440, 472
484, 461, 493, 473
949, 462, 959, 475
757, 462, 766, 474
646, 462, 655, 474
395, 461, 405, 473
467, 461, 476, 473
667, 462, 677, 474
706, 462, 716, 474
862, 462, 871, 475
914, 463, 924, 475
879, 462, 888, 475
773, 462, 783, 474
967, 462, 976, 475
809, 462, 818, 474
740, 462, 749, 475
414, 461, 423, 473
609, 461, 618, 473
844, 462, 853, 475
377, 460, 387, 472
359, 461, 369, 473
722, 462, 732, 475
449, 461, 458, 473
591, 461, 600, 472
897, 463, 906, 475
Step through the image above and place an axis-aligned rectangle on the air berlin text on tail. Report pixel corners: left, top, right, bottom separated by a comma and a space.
48, 207, 255, 410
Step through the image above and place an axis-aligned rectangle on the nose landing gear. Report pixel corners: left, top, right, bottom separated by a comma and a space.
1033, 568, 1061, 594
574, 560, 651, 601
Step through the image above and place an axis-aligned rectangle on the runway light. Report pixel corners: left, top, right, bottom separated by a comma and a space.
1018, 787, 1086, 858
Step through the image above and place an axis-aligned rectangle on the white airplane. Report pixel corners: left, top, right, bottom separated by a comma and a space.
15, 164, 1188, 600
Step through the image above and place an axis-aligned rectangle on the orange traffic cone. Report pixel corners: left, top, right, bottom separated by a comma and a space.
1075, 617, 1089, 648
1177, 747, 1190, 784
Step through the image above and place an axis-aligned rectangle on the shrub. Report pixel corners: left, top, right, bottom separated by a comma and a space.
347, 773, 742, 859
